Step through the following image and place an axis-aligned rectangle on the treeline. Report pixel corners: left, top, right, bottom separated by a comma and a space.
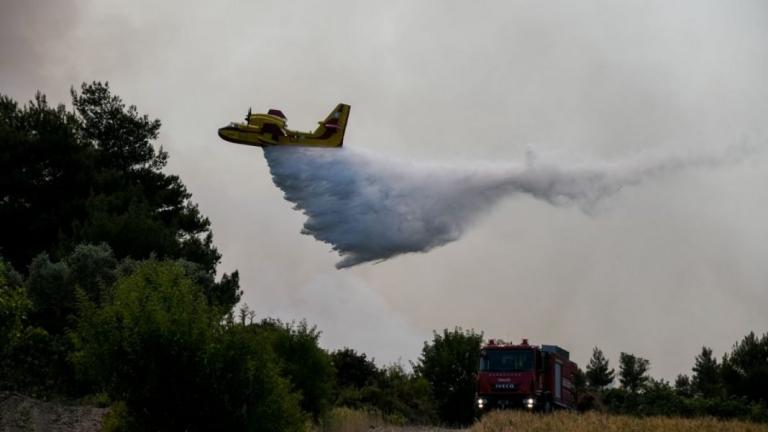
0, 84, 473, 429
1, 84, 766, 430
576, 340, 768, 422
0, 241, 471, 429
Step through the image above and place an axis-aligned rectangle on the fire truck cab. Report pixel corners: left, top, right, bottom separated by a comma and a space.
475, 338, 577, 412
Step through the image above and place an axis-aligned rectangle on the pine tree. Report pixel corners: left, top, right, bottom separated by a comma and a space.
720, 332, 768, 403
585, 346, 615, 389
691, 346, 721, 398
674, 374, 692, 397
619, 352, 650, 393
0, 84, 240, 308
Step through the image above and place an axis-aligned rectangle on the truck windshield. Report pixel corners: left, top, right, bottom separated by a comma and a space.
479, 350, 534, 372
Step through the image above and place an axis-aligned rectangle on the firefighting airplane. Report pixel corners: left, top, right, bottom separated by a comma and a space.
218, 104, 350, 147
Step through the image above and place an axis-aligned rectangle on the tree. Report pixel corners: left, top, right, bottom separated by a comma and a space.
636, 378, 687, 417
415, 327, 483, 426
0, 92, 89, 271
573, 367, 587, 392
585, 346, 615, 389
25, 253, 72, 333
374, 363, 437, 425
720, 332, 768, 403
0, 258, 71, 394
207, 324, 306, 431
72, 260, 218, 427
0, 85, 240, 309
572, 367, 599, 412
692, 346, 721, 398
72, 260, 305, 431
0, 260, 25, 344
65, 243, 117, 303
674, 374, 692, 398
25, 244, 118, 335
328, 349, 436, 424
331, 348, 381, 390
255, 318, 335, 421
0, 259, 28, 385
70, 82, 239, 308
619, 352, 650, 393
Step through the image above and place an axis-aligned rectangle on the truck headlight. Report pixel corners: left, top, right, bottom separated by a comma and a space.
476, 398, 487, 409
524, 397, 535, 409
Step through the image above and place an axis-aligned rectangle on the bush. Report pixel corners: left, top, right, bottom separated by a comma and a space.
331, 348, 381, 391
0, 259, 27, 349
255, 318, 335, 421
374, 364, 436, 424
415, 327, 483, 426
206, 324, 307, 431
0, 258, 70, 395
72, 260, 305, 431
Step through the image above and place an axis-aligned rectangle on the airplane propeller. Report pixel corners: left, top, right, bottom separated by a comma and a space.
245, 107, 252, 123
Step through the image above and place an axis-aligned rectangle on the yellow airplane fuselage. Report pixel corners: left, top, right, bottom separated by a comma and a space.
218, 104, 350, 148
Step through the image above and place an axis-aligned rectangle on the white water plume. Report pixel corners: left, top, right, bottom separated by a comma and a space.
264, 145, 747, 269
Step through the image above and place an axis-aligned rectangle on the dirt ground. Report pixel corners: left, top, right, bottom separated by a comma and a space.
0, 392, 107, 432
370, 428, 462, 432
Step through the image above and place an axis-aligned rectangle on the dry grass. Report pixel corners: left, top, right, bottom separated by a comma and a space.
319, 407, 389, 432
318, 407, 456, 432
470, 411, 768, 432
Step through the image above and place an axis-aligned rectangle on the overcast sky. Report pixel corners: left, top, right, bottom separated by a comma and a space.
2, 0, 767, 380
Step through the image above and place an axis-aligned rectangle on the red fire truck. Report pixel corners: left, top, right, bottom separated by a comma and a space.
475, 339, 577, 412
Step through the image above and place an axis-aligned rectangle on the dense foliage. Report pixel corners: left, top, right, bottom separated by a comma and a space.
330, 348, 436, 425
1, 85, 767, 429
0, 84, 240, 309
254, 319, 335, 421
585, 346, 615, 390
588, 341, 768, 423
692, 346, 722, 398
416, 327, 483, 426
721, 332, 768, 404
618, 352, 651, 393
72, 260, 305, 431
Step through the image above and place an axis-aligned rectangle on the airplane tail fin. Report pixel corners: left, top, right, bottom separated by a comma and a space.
313, 103, 351, 147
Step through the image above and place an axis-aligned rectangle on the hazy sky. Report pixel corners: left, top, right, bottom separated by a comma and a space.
2, 0, 767, 380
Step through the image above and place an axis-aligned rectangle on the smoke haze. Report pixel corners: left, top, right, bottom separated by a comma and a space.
265, 145, 746, 268
3, 0, 766, 378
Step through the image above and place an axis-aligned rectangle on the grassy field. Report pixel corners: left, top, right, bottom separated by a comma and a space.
470, 410, 768, 432
317, 407, 453, 432
319, 408, 768, 432
317, 407, 388, 432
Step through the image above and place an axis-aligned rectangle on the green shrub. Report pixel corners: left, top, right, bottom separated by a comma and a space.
1, 259, 71, 395
256, 318, 335, 421
72, 260, 305, 431
100, 401, 139, 432
415, 327, 483, 426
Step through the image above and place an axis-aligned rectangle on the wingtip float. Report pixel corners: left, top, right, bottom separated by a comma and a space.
218, 104, 350, 148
